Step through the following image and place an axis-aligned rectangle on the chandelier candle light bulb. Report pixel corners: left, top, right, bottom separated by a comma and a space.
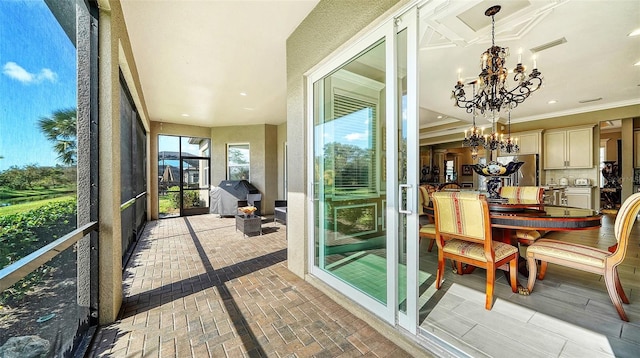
456, 5, 533, 162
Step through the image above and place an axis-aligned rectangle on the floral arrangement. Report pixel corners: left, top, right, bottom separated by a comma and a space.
238, 205, 257, 216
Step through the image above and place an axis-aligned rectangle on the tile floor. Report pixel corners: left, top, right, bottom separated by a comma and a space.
418, 214, 640, 358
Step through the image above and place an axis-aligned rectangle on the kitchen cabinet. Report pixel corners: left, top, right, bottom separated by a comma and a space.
543, 126, 593, 169
499, 130, 541, 156
565, 186, 593, 209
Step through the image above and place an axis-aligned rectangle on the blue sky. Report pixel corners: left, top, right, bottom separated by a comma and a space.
0, 0, 76, 172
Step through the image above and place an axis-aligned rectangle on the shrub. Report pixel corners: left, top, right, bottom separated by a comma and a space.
0, 199, 76, 305
168, 186, 201, 208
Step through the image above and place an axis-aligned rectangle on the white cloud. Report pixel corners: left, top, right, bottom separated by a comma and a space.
38, 68, 57, 82
345, 130, 368, 141
3, 62, 57, 84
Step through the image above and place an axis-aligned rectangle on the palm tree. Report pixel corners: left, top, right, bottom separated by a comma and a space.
38, 108, 77, 166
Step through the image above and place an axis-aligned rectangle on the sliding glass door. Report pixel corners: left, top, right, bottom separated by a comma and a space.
308, 8, 419, 329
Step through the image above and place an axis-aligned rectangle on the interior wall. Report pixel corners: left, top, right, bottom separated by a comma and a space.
601, 131, 621, 162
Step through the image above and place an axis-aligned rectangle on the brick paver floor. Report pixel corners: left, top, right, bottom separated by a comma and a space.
87, 214, 416, 357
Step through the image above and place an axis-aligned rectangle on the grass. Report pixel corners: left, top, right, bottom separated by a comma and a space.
159, 194, 178, 216
0, 186, 75, 198
0, 195, 76, 216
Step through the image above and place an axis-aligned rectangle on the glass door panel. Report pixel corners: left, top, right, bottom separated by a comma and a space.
313, 39, 388, 304
397, 28, 409, 315
158, 135, 180, 218
396, 7, 419, 333
158, 135, 210, 217
180, 137, 210, 216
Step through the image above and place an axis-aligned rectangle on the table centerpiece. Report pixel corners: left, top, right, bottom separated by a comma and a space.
471, 160, 524, 201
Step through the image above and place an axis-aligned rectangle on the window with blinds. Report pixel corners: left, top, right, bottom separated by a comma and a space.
327, 93, 378, 195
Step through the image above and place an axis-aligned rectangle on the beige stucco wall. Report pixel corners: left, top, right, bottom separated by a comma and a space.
97, 0, 150, 324
210, 124, 279, 214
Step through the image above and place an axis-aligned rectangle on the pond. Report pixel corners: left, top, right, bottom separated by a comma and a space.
0, 193, 69, 207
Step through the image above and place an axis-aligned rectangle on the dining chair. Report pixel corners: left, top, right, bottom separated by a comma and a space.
418, 185, 437, 251
432, 191, 519, 309
526, 192, 640, 321
499, 186, 546, 246
437, 182, 461, 191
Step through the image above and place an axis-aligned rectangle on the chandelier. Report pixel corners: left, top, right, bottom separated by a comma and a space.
499, 111, 519, 154
462, 82, 485, 159
452, 5, 543, 118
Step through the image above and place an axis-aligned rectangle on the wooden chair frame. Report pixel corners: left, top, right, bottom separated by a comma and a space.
526, 192, 640, 321
432, 192, 518, 309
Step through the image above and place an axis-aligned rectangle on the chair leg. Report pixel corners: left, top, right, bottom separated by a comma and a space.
604, 268, 629, 322
538, 261, 548, 280
436, 252, 445, 289
526, 256, 538, 292
485, 264, 495, 310
613, 268, 630, 304
427, 238, 435, 252
509, 257, 517, 293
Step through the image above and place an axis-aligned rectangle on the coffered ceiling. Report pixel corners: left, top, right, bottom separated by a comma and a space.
120, 0, 640, 136
419, 0, 640, 141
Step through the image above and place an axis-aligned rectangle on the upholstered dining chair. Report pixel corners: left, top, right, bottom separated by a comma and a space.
431, 191, 519, 309
526, 192, 640, 321
499, 186, 546, 246
437, 182, 461, 191
418, 185, 437, 251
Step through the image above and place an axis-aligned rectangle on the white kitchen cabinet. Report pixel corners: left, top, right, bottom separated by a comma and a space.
499, 130, 541, 156
565, 187, 593, 209
543, 126, 593, 169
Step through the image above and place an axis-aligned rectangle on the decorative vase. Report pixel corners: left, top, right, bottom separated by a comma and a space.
471, 161, 524, 200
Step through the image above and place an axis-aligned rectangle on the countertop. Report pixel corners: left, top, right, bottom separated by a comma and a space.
541, 185, 597, 189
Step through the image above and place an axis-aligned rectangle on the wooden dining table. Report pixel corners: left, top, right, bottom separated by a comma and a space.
423, 198, 603, 294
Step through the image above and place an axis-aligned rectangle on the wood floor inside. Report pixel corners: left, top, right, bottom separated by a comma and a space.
417, 213, 640, 357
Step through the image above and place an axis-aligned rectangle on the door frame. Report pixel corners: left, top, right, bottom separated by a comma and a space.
305, 4, 420, 330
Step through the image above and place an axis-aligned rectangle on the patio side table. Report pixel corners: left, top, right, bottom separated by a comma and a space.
235, 215, 262, 237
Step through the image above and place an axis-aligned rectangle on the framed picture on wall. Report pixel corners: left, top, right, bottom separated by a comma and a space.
462, 164, 473, 176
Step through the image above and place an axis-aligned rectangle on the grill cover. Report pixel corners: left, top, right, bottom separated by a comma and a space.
218, 180, 259, 199
210, 180, 261, 216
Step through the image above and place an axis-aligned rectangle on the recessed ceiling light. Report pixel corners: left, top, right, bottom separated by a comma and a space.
437, 115, 443, 119
181, 113, 190, 117
628, 28, 640, 37
243, 107, 254, 111
240, 92, 247, 96
548, 100, 557, 104
634, 60, 640, 66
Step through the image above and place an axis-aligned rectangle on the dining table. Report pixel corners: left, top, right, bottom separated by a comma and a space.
423, 197, 603, 294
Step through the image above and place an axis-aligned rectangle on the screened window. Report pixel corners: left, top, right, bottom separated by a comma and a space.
227, 144, 250, 180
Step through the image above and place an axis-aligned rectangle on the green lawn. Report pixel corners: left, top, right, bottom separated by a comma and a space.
0, 186, 74, 198
0, 195, 76, 216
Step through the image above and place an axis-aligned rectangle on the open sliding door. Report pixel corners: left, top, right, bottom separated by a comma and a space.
307, 5, 420, 328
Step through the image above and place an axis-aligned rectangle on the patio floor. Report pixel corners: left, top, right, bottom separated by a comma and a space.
86, 214, 415, 357
86, 212, 640, 357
